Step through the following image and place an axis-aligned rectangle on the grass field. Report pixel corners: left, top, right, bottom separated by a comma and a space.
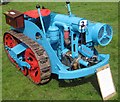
2, 2, 118, 100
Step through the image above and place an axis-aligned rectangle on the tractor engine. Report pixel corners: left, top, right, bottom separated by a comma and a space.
45, 3, 113, 70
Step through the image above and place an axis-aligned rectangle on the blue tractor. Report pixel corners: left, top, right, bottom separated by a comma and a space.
3, 2, 113, 84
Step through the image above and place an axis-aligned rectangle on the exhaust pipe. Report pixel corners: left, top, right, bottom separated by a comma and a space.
66, 0, 72, 16
36, 4, 46, 34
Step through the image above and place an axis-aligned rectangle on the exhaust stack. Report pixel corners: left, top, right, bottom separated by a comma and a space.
66, 0, 72, 16
36, 4, 46, 34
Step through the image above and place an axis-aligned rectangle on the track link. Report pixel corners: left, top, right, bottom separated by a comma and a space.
4, 30, 51, 84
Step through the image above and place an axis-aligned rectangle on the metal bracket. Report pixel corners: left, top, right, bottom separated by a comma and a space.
71, 32, 79, 58
6, 43, 31, 70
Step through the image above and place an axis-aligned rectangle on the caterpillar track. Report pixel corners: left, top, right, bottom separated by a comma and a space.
4, 30, 51, 84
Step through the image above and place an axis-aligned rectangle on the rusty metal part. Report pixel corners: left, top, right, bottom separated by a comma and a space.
66, 51, 71, 56
4, 30, 51, 84
72, 62, 78, 70
64, 39, 70, 45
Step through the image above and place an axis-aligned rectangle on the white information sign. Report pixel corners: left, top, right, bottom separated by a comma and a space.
96, 64, 116, 100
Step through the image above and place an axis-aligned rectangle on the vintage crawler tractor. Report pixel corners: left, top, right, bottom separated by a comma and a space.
3, 2, 113, 84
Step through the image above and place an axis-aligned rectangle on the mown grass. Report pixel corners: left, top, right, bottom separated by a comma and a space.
2, 2, 118, 100
0, 4, 2, 102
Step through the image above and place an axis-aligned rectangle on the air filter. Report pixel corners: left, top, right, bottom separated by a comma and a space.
98, 25, 113, 46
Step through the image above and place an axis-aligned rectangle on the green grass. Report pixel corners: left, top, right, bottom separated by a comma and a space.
2, 2, 118, 100
0, 4, 2, 102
